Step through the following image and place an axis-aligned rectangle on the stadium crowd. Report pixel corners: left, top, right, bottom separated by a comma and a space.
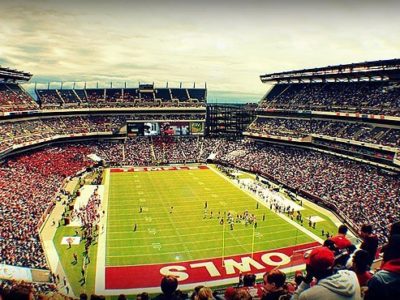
0, 145, 95, 268
0, 115, 205, 154
36, 87, 206, 109
0, 280, 62, 300
0, 83, 38, 112
0, 137, 399, 299
313, 139, 395, 161
212, 139, 399, 244
247, 117, 400, 147
258, 82, 400, 116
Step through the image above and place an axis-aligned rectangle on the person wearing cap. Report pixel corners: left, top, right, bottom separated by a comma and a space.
365, 234, 400, 300
291, 246, 361, 300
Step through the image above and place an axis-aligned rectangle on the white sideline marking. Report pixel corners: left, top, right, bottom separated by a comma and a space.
95, 169, 109, 295
107, 226, 304, 241
107, 234, 304, 256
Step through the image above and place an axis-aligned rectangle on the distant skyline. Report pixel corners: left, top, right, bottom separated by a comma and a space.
1, 0, 400, 103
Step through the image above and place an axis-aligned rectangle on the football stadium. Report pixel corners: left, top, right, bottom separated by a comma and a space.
1, 1, 400, 299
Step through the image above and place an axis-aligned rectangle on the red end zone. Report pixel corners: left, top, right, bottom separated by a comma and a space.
105, 241, 320, 289
110, 165, 209, 173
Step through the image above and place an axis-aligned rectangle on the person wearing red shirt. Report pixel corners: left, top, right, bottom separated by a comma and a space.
330, 225, 353, 250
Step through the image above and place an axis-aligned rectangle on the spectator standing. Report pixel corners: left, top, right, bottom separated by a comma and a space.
291, 246, 361, 300
330, 225, 353, 250
365, 235, 400, 300
359, 224, 379, 266
351, 249, 373, 287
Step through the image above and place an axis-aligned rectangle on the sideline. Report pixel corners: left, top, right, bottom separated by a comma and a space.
39, 194, 74, 297
69, 185, 103, 227
208, 165, 325, 244
95, 169, 110, 294
296, 195, 358, 241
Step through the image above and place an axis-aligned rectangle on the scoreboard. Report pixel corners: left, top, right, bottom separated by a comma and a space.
127, 121, 204, 136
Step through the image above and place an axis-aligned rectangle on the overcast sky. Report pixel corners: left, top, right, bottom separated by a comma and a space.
1, 0, 399, 103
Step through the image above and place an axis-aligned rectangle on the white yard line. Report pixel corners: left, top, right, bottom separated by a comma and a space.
148, 175, 195, 261
107, 226, 301, 241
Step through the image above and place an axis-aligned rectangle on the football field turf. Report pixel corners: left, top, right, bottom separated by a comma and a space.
106, 166, 314, 267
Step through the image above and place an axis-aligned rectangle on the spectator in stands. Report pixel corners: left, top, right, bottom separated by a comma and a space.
292, 246, 360, 300
389, 221, 400, 236
365, 234, 400, 300
239, 274, 259, 298
196, 287, 213, 300
4, 284, 34, 300
0, 145, 95, 269
330, 225, 353, 250
136, 293, 149, 300
261, 269, 288, 300
153, 275, 180, 300
190, 286, 204, 300
232, 289, 252, 300
359, 224, 379, 266
80, 293, 88, 300
224, 287, 236, 300
293, 270, 305, 289
90, 295, 106, 300
351, 249, 373, 287
381, 221, 400, 262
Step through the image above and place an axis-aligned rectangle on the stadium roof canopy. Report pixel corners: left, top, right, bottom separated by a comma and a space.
0, 66, 32, 83
260, 58, 400, 83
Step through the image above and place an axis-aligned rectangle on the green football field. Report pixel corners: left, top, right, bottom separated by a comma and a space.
105, 167, 314, 266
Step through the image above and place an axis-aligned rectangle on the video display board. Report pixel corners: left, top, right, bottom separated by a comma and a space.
127, 122, 204, 136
